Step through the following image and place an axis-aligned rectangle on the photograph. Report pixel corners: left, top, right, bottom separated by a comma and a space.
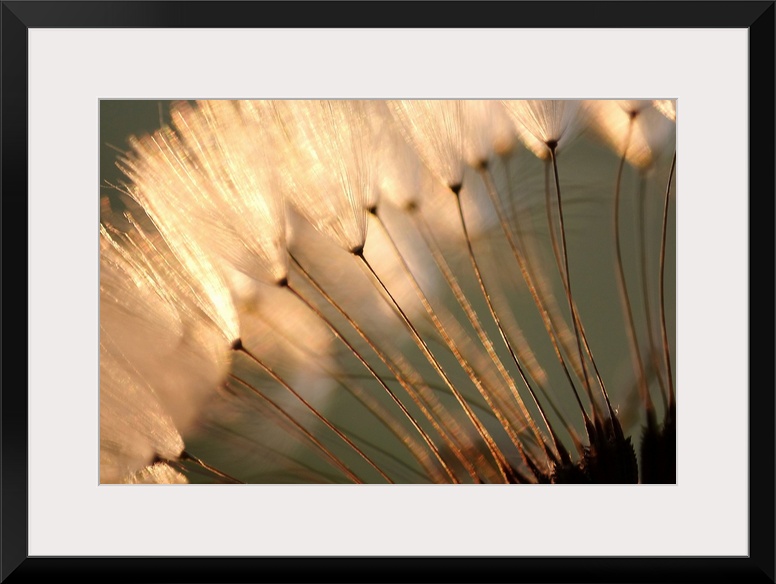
100, 99, 677, 485
6, 2, 771, 580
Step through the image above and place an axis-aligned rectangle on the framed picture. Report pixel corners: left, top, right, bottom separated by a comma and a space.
4, 1, 773, 582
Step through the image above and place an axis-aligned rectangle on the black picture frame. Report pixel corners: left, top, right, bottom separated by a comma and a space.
2, 2, 773, 582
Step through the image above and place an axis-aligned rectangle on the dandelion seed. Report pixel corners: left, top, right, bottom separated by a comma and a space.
117, 137, 241, 343
501, 99, 583, 155
170, 100, 289, 285
274, 100, 372, 254
100, 209, 237, 483
388, 100, 466, 191
100, 222, 232, 432
99, 346, 184, 484
585, 100, 675, 170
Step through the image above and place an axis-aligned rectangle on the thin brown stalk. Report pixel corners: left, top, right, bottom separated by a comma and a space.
370, 211, 536, 460
176, 451, 244, 484
451, 191, 568, 464
637, 173, 669, 409
355, 250, 514, 483
288, 256, 468, 483
234, 343, 393, 483
612, 118, 654, 416
659, 152, 677, 404
476, 165, 592, 429
228, 373, 363, 483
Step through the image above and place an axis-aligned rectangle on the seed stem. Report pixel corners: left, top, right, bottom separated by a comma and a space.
178, 450, 244, 484
288, 255, 467, 483
355, 249, 513, 483
548, 146, 595, 400
410, 210, 558, 451
370, 209, 537, 463
540, 160, 611, 415
234, 342, 391, 483
248, 302, 444, 483
637, 173, 669, 410
613, 116, 654, 415
228, 374, 363, 483
451, 190, 567, 464
659, 152, 677, 404
477, 164, 592, 430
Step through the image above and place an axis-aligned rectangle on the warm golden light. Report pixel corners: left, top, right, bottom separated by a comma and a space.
100, 99, 676, 484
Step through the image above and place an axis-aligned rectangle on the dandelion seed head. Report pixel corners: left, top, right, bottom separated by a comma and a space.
586, 101, 675, 169
170, 100, 289, 284
125, 462, 189, 484
117, 134, 241, 341
388, 100, 466, 190
99, 225, 184, 355
100, 223, 233, 434
99, 347, 185, 483
274, 100, 372, 253
513, 122, 554, 160
501, 99, 583, 155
